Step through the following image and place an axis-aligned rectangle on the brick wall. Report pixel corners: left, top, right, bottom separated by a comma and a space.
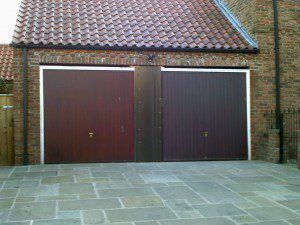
222, 0, 299, 161
222, 0, 256, 39
278, 0, 300, 108
12, 0, 299, 164
223, 0, 300, 108
259, 129, 280, 163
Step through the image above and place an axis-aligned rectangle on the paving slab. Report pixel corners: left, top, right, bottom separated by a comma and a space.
186, 181, 231, 193
277, 199, 300, 210
165, 199, 202, 219
105, 207, 176, 223
95, 181, 132, 190
255, 190, 300, 201
82, 210, 106, 224
91, 172, 124, 178
246, 196, 279, 207
0, 222, 31, 225
0, 169, 14, 179
225, 183, 267, 193
58, 198, 121, 211
246, 206, 299, 221
234, 201, 259, 209
0, 189, 18, 198
153, 186, 204, 202
159, 217, 236, 225
285, 185, 300, 193
37, 195, 77, 201
199, 190, 247, 203
130, 164, 162, 171
75, 178, 109, 183
98, 188, 155, 198
287, 218, 300, 225
10, 172, 57, 179
0, 161, 299, 225
227, 176, 282, 183
141, 174, 179, 183
98, 163, 133, 172
230, 215, 258, 224
4, 180, 40, 188
0, 210, 9, 222
57, 211, 81, 219
193, 203, 246, 217
121, 196, 163, 208
59, 183, 95, 195
243, 221, 291, 225
9, 202, 56, 221
41, 176, 74, 184
19, 185, 59, 197
0, 199, 14, 210
59, 168, 90, 178
33, 219, 81, 225
135, 222, 159, 225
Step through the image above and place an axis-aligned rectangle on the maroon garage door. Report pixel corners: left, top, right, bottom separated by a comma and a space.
162, 70, 248, 161
43, 69, 134, 163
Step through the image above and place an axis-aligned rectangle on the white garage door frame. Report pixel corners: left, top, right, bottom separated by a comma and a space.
161, 67, 251, 160
39, 66, 251, 164
39, 66, 135, 164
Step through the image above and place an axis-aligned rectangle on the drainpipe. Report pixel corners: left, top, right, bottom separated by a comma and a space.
22, 48, 28, 165
273, 0, 283, 163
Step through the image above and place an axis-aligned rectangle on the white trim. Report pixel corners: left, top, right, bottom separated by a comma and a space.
40, 66, 251, 163
246, 70, 251, 160
162, 67, 252, 160
161, 68, 250, 73
40, 66, 44, 164
39, 66, 134, 164
40, 65, 134, 71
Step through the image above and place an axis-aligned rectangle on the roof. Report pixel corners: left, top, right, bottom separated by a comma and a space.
11, 0, 258, 52
0, 45, 14, 80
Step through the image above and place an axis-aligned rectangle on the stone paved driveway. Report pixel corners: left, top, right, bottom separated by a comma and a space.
0, 161, 299, 225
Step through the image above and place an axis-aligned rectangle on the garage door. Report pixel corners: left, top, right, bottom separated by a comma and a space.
43, 68, 134, 163
162, 69, 248, 161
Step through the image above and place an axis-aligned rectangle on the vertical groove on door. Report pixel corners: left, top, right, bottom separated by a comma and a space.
44, 69, 134, 163
163, 71, 248, 161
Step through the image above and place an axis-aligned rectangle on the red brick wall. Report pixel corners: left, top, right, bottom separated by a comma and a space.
12, 1, 299, 164
223, 0, 300, 108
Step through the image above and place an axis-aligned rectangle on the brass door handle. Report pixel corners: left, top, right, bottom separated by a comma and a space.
204, 132, 208, 137
89, 132, 94, 138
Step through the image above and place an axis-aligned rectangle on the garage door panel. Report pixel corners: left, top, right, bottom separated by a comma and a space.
44, 69, 134, 163
163, 71, 211, 161
162, 70, 248, 161
207, 72, 247, 160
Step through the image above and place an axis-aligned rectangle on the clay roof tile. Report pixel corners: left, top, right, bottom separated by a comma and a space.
12, 0, 256, 51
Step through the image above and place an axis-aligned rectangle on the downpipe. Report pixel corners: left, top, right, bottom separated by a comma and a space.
22, 48, 29, 165
273, 0, 284, 163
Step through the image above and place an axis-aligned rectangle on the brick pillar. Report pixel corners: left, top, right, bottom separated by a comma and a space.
260, 129, 280, 163
297, 131, 300, 169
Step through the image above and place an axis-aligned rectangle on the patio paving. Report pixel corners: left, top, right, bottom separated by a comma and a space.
0, 161, 299, 225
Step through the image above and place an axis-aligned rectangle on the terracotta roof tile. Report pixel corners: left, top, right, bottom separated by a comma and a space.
12, 0, 256, 50
0, 45, 14, 80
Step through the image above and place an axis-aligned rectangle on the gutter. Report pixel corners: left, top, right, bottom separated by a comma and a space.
10, 43, 259, 54
273, 0, 283, 163
22, 48, 29, 165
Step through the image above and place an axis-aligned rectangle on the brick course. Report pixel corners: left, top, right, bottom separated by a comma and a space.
12, 0, 299, 164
